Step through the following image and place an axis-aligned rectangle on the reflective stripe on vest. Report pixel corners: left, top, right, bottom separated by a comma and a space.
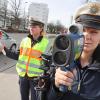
17, 60, 42, 69
16, 67, 43, 77
16, 37, 49, 77
20, 47, 42, 60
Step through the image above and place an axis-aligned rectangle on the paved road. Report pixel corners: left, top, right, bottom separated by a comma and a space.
0, 33, 56, 100
0, 54, 20, 100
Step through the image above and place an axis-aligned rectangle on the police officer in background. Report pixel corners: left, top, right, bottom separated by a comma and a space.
0, 17, 49, 100
47, 2, 100, 100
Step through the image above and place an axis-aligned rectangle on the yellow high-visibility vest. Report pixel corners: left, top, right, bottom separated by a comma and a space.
16, 37, 49, 77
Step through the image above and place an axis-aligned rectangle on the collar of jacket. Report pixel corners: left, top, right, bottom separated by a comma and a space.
88, 45, 100, 71
88, 60, 100, 72
76, 59, 100, 72
82, 45, 100, 72
27, 34, 43, 47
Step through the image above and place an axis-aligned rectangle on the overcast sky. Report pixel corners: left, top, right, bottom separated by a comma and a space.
19, 0, 87, 27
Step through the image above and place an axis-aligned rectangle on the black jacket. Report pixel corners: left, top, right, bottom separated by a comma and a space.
47, 45, 100, 100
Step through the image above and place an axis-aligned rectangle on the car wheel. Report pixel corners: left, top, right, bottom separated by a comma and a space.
10, 44, 16, 51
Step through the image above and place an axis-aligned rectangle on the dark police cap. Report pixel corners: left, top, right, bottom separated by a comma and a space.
74, 2, 100, 30
29, 17, 44, 27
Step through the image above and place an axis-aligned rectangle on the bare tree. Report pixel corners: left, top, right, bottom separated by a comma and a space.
47, 20, 66, 34
47, 23, 56, 33
0, 1, 8, 28
9, 0, 23, 30
55, 20, 65, 34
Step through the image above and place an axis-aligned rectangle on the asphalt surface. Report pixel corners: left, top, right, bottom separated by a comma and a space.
0, 54, 20, 100
0, 33, 56, 100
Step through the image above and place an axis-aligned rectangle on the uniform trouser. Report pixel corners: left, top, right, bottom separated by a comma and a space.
19, 76, 37, 100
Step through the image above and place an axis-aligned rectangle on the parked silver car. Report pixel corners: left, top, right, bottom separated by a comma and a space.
0, 30, 17, 50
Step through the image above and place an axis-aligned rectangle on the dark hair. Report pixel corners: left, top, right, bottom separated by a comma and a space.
92, 45, 100, 62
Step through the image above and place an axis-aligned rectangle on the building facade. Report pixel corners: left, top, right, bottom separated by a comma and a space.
0, 0, 8, 28
86, 0, 100, 2
28, 2, 49, 30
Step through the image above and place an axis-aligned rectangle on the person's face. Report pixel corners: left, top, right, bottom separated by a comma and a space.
29, 25, 43, 36
83, 27, 100, 53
